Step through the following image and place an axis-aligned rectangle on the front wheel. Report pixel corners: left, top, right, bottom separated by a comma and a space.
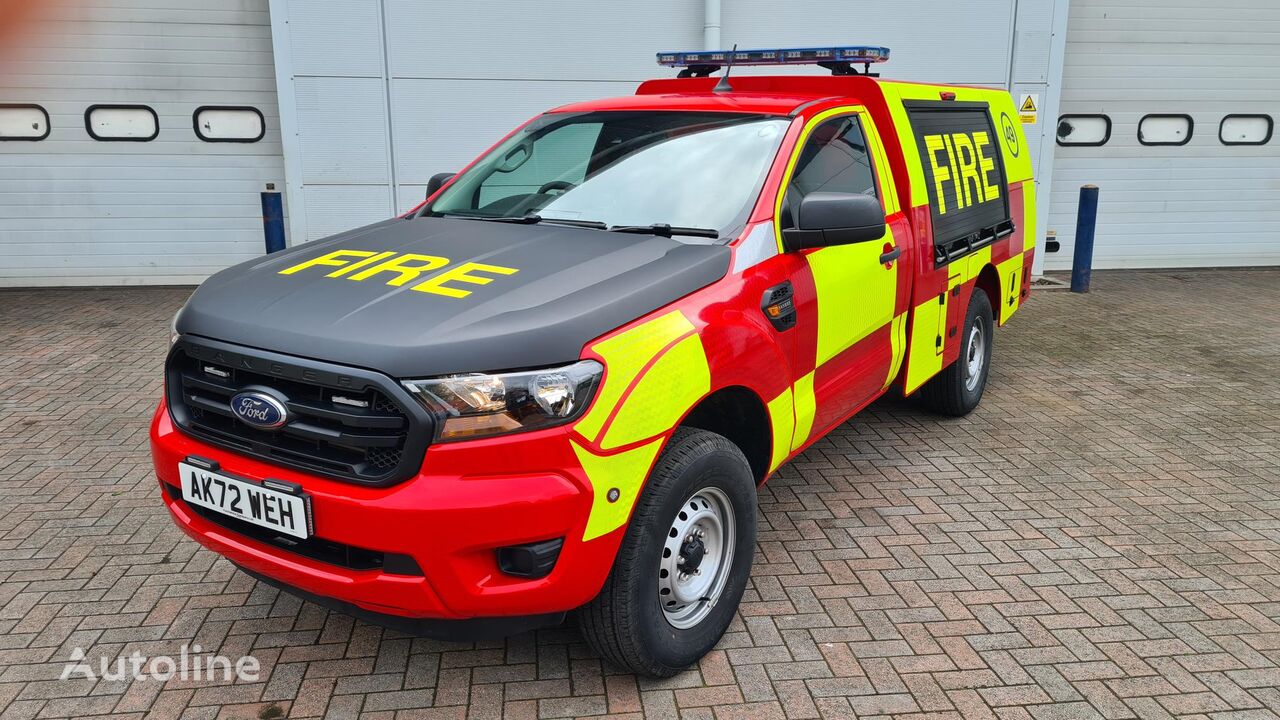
578, 427, 756, 677
915, 288, 995, 416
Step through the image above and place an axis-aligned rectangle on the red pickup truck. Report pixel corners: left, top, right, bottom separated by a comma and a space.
152, 46, 1035, 676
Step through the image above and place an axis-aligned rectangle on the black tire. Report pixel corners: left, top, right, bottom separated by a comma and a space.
578, 427, 756, 677
915, 288, 995, 417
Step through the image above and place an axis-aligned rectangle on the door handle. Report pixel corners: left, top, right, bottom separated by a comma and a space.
879, 246, 902, 265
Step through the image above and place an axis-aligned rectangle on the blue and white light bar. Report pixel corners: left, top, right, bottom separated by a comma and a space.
657, 45, 890, 68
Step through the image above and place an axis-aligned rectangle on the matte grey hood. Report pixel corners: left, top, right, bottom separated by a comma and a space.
177, 217, 730, 378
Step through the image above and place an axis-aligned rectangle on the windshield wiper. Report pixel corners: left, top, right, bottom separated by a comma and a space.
437, 213, 608, 230
438, 213, 541, 224
608, 223, 719, 239
539, 217, 609, 230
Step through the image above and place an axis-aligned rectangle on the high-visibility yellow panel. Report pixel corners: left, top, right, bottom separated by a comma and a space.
995, 252, 1025, 324
574, 438, 665, 541
807, 228, 897, 368
600, 334, 710, 450
858, 115, 900, 215
790, 371, 816, 452
879, 90, 929, 210
576, 311, 695, 443
904, 293, 945, 394
573, 310, 711, 541
766, 386, 795, 472
965, 245, 992, 284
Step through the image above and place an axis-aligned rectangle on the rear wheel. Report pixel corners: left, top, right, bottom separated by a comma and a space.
916, 289, 994, 416
578, 427, 756, 677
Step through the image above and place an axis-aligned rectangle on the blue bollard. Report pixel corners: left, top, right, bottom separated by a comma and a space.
261, 189, 286, 254
1070, 184, 1099, 293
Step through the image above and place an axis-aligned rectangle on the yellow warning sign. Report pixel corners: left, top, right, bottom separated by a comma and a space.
1018, 93, 1039, 125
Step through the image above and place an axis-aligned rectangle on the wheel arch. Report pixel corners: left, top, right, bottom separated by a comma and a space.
678, 385, 771, 485
974, 263, 1001, 317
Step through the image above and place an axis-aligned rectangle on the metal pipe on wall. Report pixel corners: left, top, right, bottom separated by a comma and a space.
704, 0, 721, 50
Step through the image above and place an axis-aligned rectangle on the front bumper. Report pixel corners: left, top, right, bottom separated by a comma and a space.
151, 401, 623, 623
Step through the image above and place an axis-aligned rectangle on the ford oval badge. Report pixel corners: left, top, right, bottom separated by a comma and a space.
229, 391, 289, 430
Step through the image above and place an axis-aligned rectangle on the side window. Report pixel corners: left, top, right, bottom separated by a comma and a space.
85, 104, 158, 142
1220, 114, 1272, 145
781, 116, 877, 229
476, 122, 601, 209
1138, 114, 1192, 146
1056, 114, 1111, 146
0, 104, 50, 140
194, 106, 265, 142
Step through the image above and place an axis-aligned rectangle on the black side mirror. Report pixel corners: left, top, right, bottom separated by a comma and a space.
426, 172, 456, 199
782, 192, 886, 251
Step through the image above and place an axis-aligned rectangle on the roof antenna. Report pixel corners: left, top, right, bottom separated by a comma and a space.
714, 44, 737, 93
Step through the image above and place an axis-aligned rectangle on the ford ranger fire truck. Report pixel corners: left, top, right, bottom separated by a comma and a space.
152, 46, 1035, 676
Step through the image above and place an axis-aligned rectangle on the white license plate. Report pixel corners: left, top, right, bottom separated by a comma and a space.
179, 462, 311, 539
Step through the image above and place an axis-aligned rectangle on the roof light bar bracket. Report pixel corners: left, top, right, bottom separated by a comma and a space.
816, 61, 879, 77
678, 64, 722, 79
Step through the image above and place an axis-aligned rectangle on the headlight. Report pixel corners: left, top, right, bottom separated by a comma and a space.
402, 360, 603, 441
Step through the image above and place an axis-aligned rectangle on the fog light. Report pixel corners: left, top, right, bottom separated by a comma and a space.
497, 538, 564, 579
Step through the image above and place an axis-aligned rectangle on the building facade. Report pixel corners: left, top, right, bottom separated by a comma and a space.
1, 0, 1276, 286
0, 1, 284, 286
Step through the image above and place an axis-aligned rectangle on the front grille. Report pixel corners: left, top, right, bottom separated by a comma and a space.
166, 338, 432, 486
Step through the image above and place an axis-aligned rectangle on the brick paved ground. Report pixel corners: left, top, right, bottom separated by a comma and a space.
1, 268, 1278, 720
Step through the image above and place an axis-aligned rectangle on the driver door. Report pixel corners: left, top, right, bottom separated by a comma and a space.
781, 109, 904, 437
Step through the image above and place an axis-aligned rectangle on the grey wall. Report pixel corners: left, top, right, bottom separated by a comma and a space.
720, 0, 1016, 85
0, 0, 284, 287
273, 0, 1062, 249
272, 0, 702, 242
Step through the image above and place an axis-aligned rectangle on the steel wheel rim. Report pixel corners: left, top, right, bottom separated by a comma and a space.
964, 317, 986, 392
658, 487, 735, 630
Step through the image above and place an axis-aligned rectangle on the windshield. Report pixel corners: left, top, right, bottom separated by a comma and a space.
427, 111, 789, 240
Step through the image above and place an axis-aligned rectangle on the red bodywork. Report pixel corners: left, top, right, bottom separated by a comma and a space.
153, 75, 1032, 622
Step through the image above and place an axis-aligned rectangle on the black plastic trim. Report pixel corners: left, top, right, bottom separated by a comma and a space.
238, 564, 565, 640
497, 538, 564, 579
166, 336, 432, 487
932, 218, 1015, 266
1056, 114, 1112, 146
193, 105, 266, 143
760, 281, 797, 332
85, 104, 159, 142
0, 104, 50, 141
1219, 113, 1273, 146
1138, 113, 1193, 146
